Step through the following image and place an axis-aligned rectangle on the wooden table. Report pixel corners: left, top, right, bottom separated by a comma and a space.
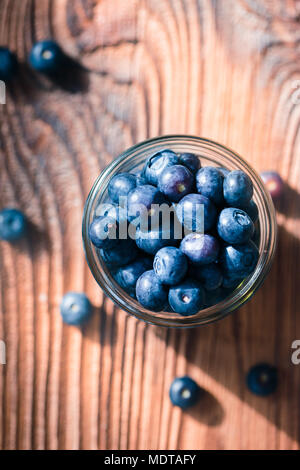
0, 0, 300, 450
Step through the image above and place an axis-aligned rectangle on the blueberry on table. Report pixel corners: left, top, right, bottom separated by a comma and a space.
260, 171, 284, 200
180, 233, 220, 265
114, 257, 152, 296
223, 170, 253, 207
0, 208, 27, 241
179, 153, 201, 173
158, 164, 194, 202
192, 263, 223, 291
136, 270, 168, 311
153, 246, 188, 285
100, 239, 138, 267
108, 173, 137, 204
196, 166, 224, 205
143, 149, 179, 186
60, 292, 92, 326
168, 278, 205, 315
135, 223, 178, 255
175, 193, 217, 233
240, 199, 259, 223
220, 240, 259, 280
169, 376, 201, 409
246, 363, 278, 396
127, 184, 166, 222
29, 40, 65, 73
217, 207, 254, 244
0, 47, 17, 81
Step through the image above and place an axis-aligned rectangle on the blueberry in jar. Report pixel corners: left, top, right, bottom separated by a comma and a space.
217, 167, 230, 178
196, 166, 224, 205
223, 170, 253, 207
221, 273, 242, 290
143, 149, 179, 186
127, 184, 166, 222
179, 153, 201, 173
175, 193, 217, 233
220, 240, 259, 280
135, 222, 178, 255
114, 257, 152, 296
100, 239, 138, 267
240, 199, 259, 223
180, 233, 220, 265
158, 164, 194, 202
136, 270, 168, 311
169, 376, 201, 408
217, 207, 254, 244
246, 363, 278, 396
60, 292, 92, 326
108, 173, 137, 204
153, 246, 188, 285
89, 205, 127, 249
168, 278, 205, 315
0, 47, 17, 81
191, 263, 223, 291
29, 40, 65, 73
0, 208, 27, 241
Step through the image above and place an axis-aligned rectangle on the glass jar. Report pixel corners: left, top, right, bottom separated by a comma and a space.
82, 135, 277, 327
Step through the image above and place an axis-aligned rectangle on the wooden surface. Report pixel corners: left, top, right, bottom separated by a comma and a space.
0, 0, 300, 450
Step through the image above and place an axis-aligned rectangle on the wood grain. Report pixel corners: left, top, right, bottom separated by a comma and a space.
0, 0, 300, 450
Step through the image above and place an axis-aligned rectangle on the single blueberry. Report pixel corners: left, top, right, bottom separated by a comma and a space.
60, 292, 92, 326
100, 239, 138, 267
29, 40, 65, 73
0, 208, 27, 241
196, 166, 224, 205
136, 270, 168, 311
217, 207, 254, 244
175, 193, 217, 233
246, 363, 278, 396
89, 205, 127, 249
191, 263, 223, 291
143, 149, 179, 186
220, 240, 259, 280
260, 171, 284, 200
180, 233, 220, 265
0, 47, 17, 81
153, 246, 188, 286
179, 153, 201, 173
158, 165, 194, 202
239, 199, 259, 223
223, 170, 253, 207
135, 223, 178, 255
108, 173, 137, 204
169, 376, 201, 408
168, 278, 205, 315
127, 184, 166, 222
114, 257, 152, 295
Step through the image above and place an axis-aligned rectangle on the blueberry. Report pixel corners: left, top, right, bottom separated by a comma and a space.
223, 170, 253, 207
192, 263, 223, 291
127, 184, 166, 222
158, 165, 194, 202
89, 205, 127, 249
179, 153, 200, 173
204, 287, 227, 307
114, 257, 152, 295
153, 246, 188, 285
240, 200, 259, 223
169, 376, 201, 408
168, 278, 205, 315
136, 270, 168, 311
175, 193, 217, 233
260, 171, 284, 200
108, 173, 137, 204
222, 274, 241, 290
135, 223, 178, 255
100, 239, 138, 267
217, 207, 254, 244
220, 240, 259, 280
196, 166, 224, 205
180, 233, 219, 265
60, 292, 92, 326
0, 47, 17, 81
143, 149, 179, 186
217, 167, 230, 178
0, 208, 27, 241
246, 363, 278, 396
29, 40, 65, 73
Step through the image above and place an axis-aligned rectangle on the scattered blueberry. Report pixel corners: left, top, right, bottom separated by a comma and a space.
223, 170, 253, 207
108, 173, 137, 204
196, 166, 224, 205
29, 40, 65, 73
0, 208, 27, 241
192, 263, 223, 291
246, 363, 278, 396
0, 47, 17, 81
143, 149, 179, 186
169, 376, 201, 408
180, 233, 219, 265
217, 207, 254, 244
260, 171, 284, 200
136, 270, 168, 311
158, 165, 194, 202
60, 292, 92, 326
153, 247, 188, 285
179, 153, 200, 173
168, 279, 205, 315
220, 240, 259, 280
114, 257, 152, 296
176, 193, 217, 232
100, 239, 138, 267
127, 184, 166, 222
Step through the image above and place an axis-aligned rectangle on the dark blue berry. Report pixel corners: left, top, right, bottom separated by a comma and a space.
0, 47, 17, 81
143, 149, 179, 186
100, 239, 138, 267
60, 292, 92, 326
223, 170, 253, 207
175, 193, 217, 233
180, 233, 220, 265
196, 166, 224, 205
0, 208, 27, 241
108, 173, 137, 204
169, 376, 201, 408
217, 167, 230, 177
135, 223, 178, 255
260, 171, 284, 200
222, 274, 241, 290
179, 153, 200, 173
89, 205, 127, 249
114, 257, 152, 296
136, 270, 168, 311
246, 363, 278, 396
127, 184, 166, 222
29, 40, 65, 73
217, 207, 254, 244
240, 200, 259, 223
168, 278, 205, 315
192, 263, 223, 291
158, 165, 194, 202
220, 240, 259, 280
204, 287, 227, 307
153, 246, 188, 285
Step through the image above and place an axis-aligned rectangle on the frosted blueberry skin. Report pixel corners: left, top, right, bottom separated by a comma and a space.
179, 153, 201, 173
136, 270, 168, 311
153, 246, 188, 286
0, 208, 27, 241
127, 184, 166, 222
223, 170, 253, 207
108, 173, 137, 204
143, 149, 179, 186
180, 233, 220, 265
168, 278, 205, 316
196, 166, 224, 205
240, 200, 259, 224
0, 47, 17, 81
217, 207, 254, 244
246, 363, 278, 396
191, 263, 223, 291
220, 240, 259, 280
114, 257, 152, 296
158, 164, 194, 202
260, 171, 284, 200
100, 239, 138, 267
60, 292, 92, 326
135, 223, 178, 255
175, 193, 217, 233
169, 376, 201, 408
29, 40, 65, 73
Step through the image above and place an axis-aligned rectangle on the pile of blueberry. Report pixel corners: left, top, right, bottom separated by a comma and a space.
88, 149, 260, 317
